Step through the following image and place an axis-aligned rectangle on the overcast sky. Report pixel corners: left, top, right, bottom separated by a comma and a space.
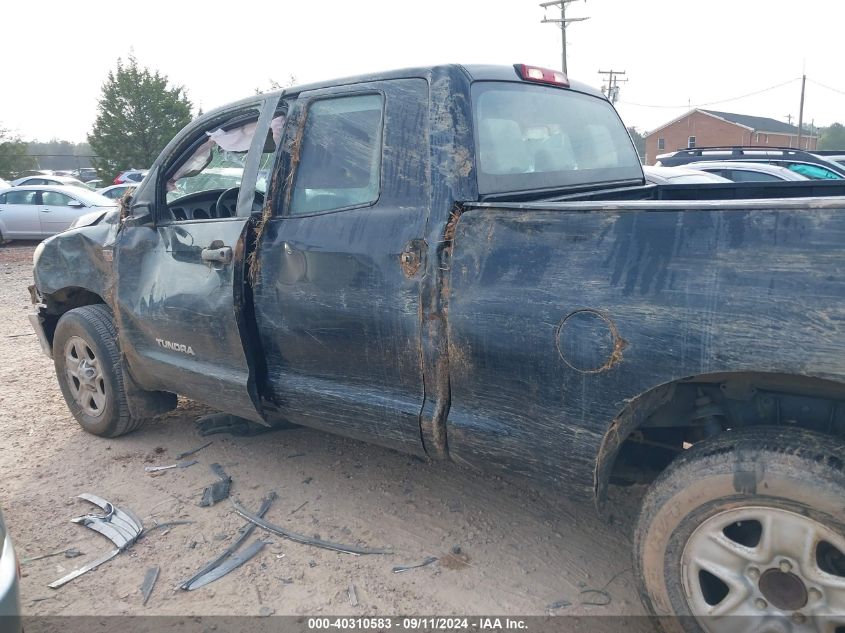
3, 0, 844, 142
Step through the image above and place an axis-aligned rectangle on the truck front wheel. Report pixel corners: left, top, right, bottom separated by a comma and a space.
53, 304, 144, 437
635, 427, 845, 633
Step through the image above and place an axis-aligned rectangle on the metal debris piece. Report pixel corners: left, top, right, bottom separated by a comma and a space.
547, 599, 572, 611
22, 547, 83, 565
199, 463, 232, 507
348, 582, 359, 607
140, 567, 160, 605
196, 413, 271, 437
186, 540, 267, 590
175, 441, 214, 460
580, 588, 612, 606
392, 556, 438, 574
144, 460, 198, 473
48, 494, 143, 589
290, 501, 308, 515
180, 493, 276, 591
142, 520, 194, 536
232, 498, 392, 556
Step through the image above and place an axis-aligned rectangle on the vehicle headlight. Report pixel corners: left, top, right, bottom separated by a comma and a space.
33, 240, 46, 268
0, 507, 6, 558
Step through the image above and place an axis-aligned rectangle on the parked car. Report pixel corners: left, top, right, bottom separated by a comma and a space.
642, 165, 731, 185
682, 161, 810, 182
29, 63, 845, 633
13, 169, 53, 179
0, 185, 116, 240
0, 507, 21, 633
71, 167, 99, 183
97, 184, 136, 200
657, 146, 845, 179
813, 150, 845, 168
11, 175, 90, 189
0, 179, 9, 190
113, 169, 148, 185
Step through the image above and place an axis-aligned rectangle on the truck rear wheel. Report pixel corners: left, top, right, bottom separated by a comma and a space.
53, 304, 145, 437
634, 427, 845, 633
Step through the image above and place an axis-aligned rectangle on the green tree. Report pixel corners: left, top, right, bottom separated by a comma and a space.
627, 126, 646, 162
0, 126, 36, 179
819, 123, 845, 151
88, 55, 192, 180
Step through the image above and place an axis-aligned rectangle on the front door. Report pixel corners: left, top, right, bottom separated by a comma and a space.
115, 95, 282, 420
0, 189, 41, 238
253, 79, 431, 454
39, 189, 85, 234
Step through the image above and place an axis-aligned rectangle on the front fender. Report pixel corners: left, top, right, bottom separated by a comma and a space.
33, 213, 120, 302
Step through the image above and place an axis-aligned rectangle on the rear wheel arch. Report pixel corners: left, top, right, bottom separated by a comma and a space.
594, 371, 845, 510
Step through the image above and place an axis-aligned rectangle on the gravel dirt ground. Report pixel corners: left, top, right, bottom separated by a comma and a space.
0, 241, 651, 626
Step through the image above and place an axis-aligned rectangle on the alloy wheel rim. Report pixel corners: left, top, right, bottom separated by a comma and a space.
64, 335, 106, 417
682, 505, 845, 632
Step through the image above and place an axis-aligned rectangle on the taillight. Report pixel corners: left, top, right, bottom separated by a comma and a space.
514, 64, 570, 87
113, 174, 122, 184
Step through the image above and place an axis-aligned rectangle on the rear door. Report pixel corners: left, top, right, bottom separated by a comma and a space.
252, 79, 431, 454
0, 189, 41, 238
115, 95, 282, 420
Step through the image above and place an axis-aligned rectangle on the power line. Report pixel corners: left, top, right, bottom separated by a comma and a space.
807, 78, 845, 97
618, 77, 801, 109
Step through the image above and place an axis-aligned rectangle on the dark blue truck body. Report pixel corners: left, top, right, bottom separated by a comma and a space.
30, 64, 845, 507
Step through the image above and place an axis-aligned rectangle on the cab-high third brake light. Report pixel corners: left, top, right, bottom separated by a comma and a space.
514, 64, 570, 87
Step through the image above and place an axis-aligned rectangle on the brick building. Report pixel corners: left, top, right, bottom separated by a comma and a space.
644, 109, 819, 165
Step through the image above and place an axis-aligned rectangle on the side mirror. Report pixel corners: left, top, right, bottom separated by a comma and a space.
67, 200, 84, 208
122, 201, 154, 227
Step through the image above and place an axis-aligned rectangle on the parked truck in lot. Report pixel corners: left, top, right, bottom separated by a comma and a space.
28, 63, 845, 632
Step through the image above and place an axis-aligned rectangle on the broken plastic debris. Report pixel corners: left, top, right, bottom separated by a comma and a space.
199, 463, 232, 507
144, 460, 198, 473
180, 493, 276, 591
48, 494, 143, 589
140, 566, 159, 605
392, 556, 438, 573
232, 498, 392, 556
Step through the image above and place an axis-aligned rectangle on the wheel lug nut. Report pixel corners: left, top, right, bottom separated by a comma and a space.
779, 560, 792, 573
809, 587, 822, 601
755, 598, 768, 610
748, 567, 760, 579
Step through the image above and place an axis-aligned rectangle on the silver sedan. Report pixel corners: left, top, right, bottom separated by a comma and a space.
0, 185, 117, 241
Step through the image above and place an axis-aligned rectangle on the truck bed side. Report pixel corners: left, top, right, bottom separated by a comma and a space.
443, 198, 845, 498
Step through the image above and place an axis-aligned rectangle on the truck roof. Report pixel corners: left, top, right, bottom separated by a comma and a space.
205, 64, 607, 119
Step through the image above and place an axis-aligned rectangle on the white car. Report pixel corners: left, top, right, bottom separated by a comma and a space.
0, 178, 9, 189
0, 185, 117, 241
683, 161, 811, 182
11, 174, 90, 189
97, 183, 136, 200
642, 165, 732, 185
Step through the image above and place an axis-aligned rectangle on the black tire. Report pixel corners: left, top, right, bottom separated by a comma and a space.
634, 427, 845, 633
53, 304, 145, 437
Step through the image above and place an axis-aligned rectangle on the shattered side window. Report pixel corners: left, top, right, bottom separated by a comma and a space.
290, 94, 384, 215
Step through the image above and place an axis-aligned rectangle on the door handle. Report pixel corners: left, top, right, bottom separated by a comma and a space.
41, 208, 51, 213
201, 244, 232, 264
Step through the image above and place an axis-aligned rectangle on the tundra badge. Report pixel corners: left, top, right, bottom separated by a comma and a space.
156, 338, 196, 356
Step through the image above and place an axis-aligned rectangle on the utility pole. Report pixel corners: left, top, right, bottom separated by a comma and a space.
540, 0, 590, 75
785, 114, 793, 125
797, 74, 807, 150
598, 69, 627, 104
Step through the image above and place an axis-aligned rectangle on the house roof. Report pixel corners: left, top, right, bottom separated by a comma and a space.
700, 109, 810, 135
646, 109, 818, 138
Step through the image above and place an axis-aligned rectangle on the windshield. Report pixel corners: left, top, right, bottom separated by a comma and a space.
472, 82, 643, 194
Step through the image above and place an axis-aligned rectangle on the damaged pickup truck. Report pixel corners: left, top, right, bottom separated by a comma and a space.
29, 63, 845, 631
